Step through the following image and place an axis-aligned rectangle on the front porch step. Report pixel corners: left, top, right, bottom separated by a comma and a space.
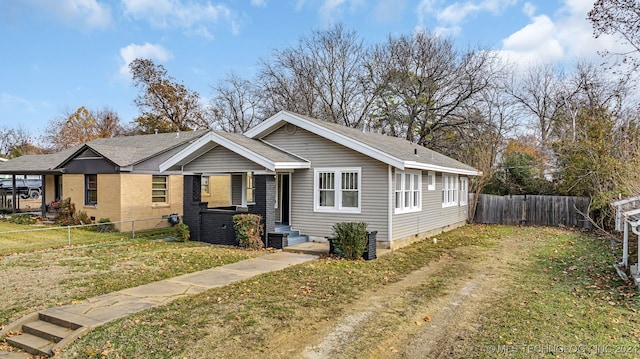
286, 235, 308, 246
23, 320, 74, 343
2, 312, 85, 357
5, 332, 55, 357
274, 224, 308, 246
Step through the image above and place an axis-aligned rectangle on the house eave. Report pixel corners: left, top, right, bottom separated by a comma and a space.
403, 161, 482, 176
246, 111, 406, 169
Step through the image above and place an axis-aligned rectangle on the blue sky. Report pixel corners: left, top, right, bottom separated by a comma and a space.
0, 0, 619, 138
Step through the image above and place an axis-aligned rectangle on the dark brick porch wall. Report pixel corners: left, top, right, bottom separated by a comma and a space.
183, 174, 275, 245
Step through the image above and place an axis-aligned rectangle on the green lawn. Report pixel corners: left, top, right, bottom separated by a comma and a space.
0, 221, 266, 328
55, 225, 640, 359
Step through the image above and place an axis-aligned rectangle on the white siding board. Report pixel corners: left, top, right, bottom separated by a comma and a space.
184, 146, 264, 173
265, 126, 389, 242
392, 172, 468, 239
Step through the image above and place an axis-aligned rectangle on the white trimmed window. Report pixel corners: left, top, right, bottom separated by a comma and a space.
442, 174, 458, 207
314, 168, 361, 213
427, 171, 435, 191
395, 170, 422, 213
460, 177, 468, 206
245, 172, 255, 204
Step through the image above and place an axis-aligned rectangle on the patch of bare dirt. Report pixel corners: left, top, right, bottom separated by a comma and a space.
263, 235, 540, 358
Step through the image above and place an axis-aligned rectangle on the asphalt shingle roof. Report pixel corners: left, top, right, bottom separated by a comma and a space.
82, 130, 209, 167
288, 112, 478, 173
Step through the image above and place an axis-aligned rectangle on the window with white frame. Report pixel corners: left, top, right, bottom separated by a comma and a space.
201, 176, 210, 194
314, 168, 360, 212
245, 172, 255, 204
427, 171, 435, 191
395, 170, 421, 213
442, 174, 458, 207
459, 177, 468, 206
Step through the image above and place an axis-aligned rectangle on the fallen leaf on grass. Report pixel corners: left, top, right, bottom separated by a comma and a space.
424, 316, 431, 322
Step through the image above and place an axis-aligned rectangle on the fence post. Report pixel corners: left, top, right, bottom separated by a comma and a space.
131, 220, 135, 239
67, 226, 71, 246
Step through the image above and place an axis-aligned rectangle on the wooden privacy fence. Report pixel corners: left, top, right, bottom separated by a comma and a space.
471, 194, 592, 228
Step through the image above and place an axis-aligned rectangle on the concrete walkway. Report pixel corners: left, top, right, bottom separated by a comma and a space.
0, 251, 318, 358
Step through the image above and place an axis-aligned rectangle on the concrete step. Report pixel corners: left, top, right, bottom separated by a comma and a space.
5, 332, 54, 357
286, 235, 308, 246
23, 320, 74, 343
38, 312, 82, 330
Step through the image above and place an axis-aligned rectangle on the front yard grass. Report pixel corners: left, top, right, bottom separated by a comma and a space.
471, 228, 640, 358
57, 225, 640, 359
0, 223, 266, 329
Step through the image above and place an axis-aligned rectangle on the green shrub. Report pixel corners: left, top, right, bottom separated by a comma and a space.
331, 222, 368, 260
174, 223, 190, 242
8, 214, 37, 225
95, 218, 117, 233
233, 213, 264, 250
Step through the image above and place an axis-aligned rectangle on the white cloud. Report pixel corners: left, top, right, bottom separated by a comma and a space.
497, 15, 564, 67
417, 0, 516, 29
373, 0, 407, 24
251, 0, 267, 7
17, 0, 111, 30
497, 0, 623, 70
121, 0, 239, 38
316, 0, 365, 26
0, 93, 36, 113
522, 2, 536, 17
118, 43, 172, 78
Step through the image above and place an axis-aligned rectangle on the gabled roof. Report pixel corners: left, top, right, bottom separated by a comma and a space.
160, 131, 310, 172
60, 130, 209, 169
0, 147, 79, 175
245, 110, 481, 176
0, 131, 210, 175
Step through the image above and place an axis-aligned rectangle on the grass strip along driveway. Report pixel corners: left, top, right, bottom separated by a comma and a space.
45, 225, 639, 359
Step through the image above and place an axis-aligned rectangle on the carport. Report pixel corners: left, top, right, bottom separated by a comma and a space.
0, 153, 67, 216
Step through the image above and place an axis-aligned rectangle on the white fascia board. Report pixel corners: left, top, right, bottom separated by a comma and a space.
274, 162, 311, 170
404, 161, 482, 176
159, 132, 278, 172
159, 132, 217, 172
248, 111, 405, 169
244, 110, 287, 138
208, 132, 277, 171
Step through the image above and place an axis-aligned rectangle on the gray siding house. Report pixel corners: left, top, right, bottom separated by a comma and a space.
162, 110, 480, 250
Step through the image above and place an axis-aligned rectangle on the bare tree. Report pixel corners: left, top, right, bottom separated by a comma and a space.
368, 31, 499, 151
589, 0, 640, 72
257, 24, 376, 128
129, 58, 204, 133
207, 72, 261, 133
0, 127, 36, 158
506, 63, 565, 148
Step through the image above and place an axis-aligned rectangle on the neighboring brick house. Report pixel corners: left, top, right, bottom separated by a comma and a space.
0, 131, 210, 231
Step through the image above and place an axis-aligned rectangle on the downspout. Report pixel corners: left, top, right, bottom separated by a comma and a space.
388, 165, 393, 245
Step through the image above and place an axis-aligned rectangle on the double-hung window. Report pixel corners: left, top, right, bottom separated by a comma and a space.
459, 177, 468, 206
427, 171, 435, 191
442, 174, 458, 207
152, 176, 168, 203
314, 168, 360, 213
395, 170, 421, 213
85, 174, 97, 206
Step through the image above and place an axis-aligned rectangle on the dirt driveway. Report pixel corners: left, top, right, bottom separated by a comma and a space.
263, 235, 539, 358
